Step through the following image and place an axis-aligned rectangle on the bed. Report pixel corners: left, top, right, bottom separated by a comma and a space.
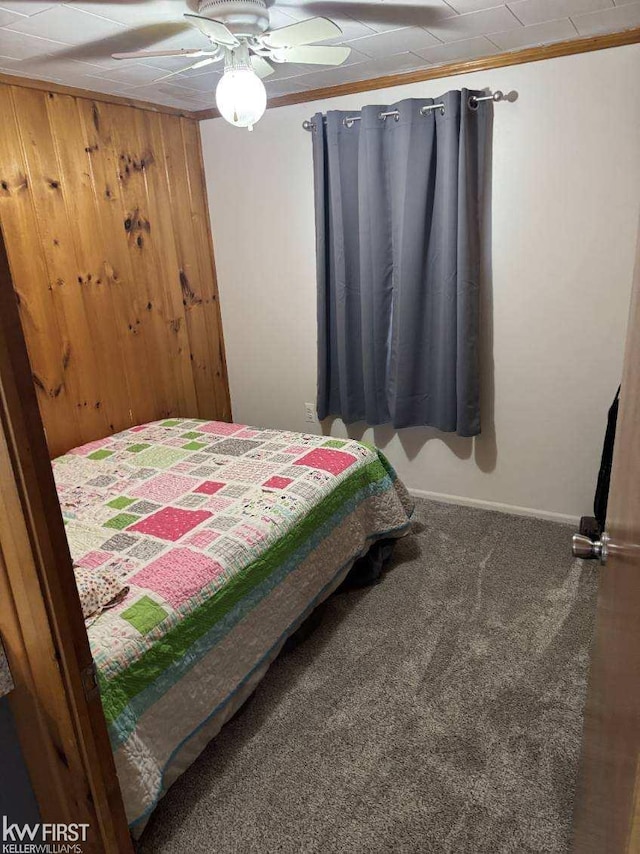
52, 418, 413, 834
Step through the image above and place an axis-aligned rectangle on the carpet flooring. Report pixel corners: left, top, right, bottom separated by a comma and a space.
139, 498, 599, 854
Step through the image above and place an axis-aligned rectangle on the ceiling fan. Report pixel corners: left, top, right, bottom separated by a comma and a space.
112, 0, 351, 129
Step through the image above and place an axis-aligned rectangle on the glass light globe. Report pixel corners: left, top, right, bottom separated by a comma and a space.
216, 67, 267, 131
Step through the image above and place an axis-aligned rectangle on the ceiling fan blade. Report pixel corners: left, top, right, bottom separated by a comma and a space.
250, 55, 275, 79
52, 22, 191, 63
262, 17, 342, 49
192, 56, 220, 70
271, 44, 351, 65
112, 48, 211, 60
153, 56, 220, 83
277, 2, 447, 30
184, 13, 240, 47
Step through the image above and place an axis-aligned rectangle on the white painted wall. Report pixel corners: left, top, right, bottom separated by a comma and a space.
201, 45, 640, 523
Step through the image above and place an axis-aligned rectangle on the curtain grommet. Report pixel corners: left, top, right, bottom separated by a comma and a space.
469, 90, 503, 110
420, 103, 445, 117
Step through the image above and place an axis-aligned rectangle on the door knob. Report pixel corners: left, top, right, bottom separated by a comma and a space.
572, 532, 609, 565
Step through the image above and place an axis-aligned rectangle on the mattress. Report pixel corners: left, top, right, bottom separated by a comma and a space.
52, 418, 413, 831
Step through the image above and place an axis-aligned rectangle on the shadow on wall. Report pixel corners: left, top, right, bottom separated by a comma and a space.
321, 101, 498, 475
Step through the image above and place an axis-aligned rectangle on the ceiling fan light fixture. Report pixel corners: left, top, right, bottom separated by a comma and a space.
216, 65, 266, 131
109, 1, 350, 124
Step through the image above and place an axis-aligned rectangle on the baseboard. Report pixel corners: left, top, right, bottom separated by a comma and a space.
408, 488, 580, 526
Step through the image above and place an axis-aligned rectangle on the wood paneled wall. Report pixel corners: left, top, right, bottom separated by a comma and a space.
0, 83, 230, 458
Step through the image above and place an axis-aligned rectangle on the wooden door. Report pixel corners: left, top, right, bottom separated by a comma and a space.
572, 225, 640, 852
0, 226, 133, 853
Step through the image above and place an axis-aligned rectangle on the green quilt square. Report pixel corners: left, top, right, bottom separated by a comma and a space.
103, 512, 139, 530
88, 449, 113, 461
161, 419, 182, 427
127, 443, 151, 453
323, 439, 347, 449
127, 447, 188, 469
181, 431, 203, 439
122, 596, 168, 634
107, 496, 135, 510
183, 441, 207, 450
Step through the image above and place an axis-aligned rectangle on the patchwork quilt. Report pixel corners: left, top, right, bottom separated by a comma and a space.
52, 419, 413, 830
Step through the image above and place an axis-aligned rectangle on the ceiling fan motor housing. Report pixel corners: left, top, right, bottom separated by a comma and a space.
197, 0, 271, 35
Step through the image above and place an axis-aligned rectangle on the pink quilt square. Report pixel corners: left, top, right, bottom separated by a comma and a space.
76, 550, 112, 569
130, 473, 199, 502
199, 421, 244, 436
128, 547, 224, 608
234, 429, 259, 439
195, 481, 226, 495
183, 529, 220, 549
293, 448, 357, 476
129, 426, 147, 432
263, 476, 292, 490
202, 496, 234, 513
284, 445, 308, 455
128, 507, 212, 541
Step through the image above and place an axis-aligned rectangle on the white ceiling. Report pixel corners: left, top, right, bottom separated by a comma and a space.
0, 0, 639, 111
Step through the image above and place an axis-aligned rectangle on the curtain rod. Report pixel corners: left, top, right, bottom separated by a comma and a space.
302, 90, 504, 131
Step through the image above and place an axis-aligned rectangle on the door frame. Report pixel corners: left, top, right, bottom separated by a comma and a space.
0, 225, 132, 853
571, 220, 640, 851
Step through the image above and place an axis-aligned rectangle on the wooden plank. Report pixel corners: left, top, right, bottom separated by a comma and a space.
0, 435, 92, 830
9, 86, 110, 450
98, 101, 175, 422
125, 104, 195, 420
0, 85, 80, 454
0, 70, 198, 119
138, 109, 199, 417
45, 91, 133, 439
157, 112, 223, 419
0, 225, 133, 853
193, 27, 640, 120
184, 118, 232, 421
75, 97, 163, 430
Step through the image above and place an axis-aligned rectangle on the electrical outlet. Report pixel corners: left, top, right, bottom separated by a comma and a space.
304, 402, 317, 423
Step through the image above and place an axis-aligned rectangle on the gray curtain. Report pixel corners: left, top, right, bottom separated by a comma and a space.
312, 91, 491, 436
